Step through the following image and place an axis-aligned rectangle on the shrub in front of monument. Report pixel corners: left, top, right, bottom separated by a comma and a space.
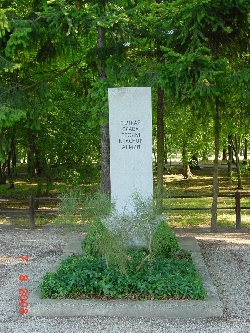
55, 189, 113, 226
101, 194, 161, 250
39, 219, 206, 300
81, 218, 128, 274
151, 220, 180, 257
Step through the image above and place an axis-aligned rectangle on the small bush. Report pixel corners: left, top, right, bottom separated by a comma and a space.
56, 190, 113, 226
151, 220, 180, 258
81, 219, 108, 257
81, 219, 127, 273
56, 187, 84, 224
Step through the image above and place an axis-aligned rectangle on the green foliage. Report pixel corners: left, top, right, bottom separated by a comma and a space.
56, 187, 84, 224
83, 79, 109, 128
56, 190, 113, 225
81, 218, 108, 257
0, 106, 26, 130
68, 192, 183, 273
0, 0, 249, 222
0, 55, 20, 72
5, 27, 32, 57
81, 218, 127, 273
0, 106, 26, 162
85, 192, 113, 219
101, 194, 161, 252
0, 9, 10, 38
40, 207, 206, 300
241, 160, 250, 177
39, 249, 206, 300
40, 191, 207, 301
151, 220, 181, 258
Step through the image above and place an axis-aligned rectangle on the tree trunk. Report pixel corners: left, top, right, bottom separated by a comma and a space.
7, 151, 14, 189
27, 133, 37, 180
228, 134, 233, 178
164, 138, 168, 167
7, 138, 16, 189
0, 162, 6, 184
155, 8, 165, 213
244, 139, 248, 160
98, 25, 111, 196
182, 147, 188, 179
222, 148, 227, 161
211, 99, 220, 233
182, 147, 192, 179
233, 135, 243, 189
100, 123, 110, 196
7, 151, 12, 181
156, 86, 165, 213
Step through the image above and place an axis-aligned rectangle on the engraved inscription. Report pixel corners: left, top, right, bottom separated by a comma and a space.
119, 120, 142, 150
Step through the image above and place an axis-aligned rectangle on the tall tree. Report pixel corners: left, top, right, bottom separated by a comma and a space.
97, 2, 110, 196
160, 0, 250, 231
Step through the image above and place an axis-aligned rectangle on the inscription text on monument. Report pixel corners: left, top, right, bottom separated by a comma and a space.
119, 120, 142, 150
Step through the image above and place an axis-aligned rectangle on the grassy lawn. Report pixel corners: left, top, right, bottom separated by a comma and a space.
162, 165, 250, 229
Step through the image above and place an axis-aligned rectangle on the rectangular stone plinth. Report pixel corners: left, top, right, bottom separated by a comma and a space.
108, 87, 153, 214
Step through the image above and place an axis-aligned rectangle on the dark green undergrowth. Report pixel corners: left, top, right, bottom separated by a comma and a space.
39, 220, 206, 301
39, 250, 206, 300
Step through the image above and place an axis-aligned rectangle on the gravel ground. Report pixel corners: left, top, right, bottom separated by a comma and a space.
0, 224, 250, 333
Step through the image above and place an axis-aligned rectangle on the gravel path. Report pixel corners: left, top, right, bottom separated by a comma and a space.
0, 225, 250, 333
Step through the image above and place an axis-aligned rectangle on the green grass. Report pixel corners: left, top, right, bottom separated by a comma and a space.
162, 166, 250, 229
0, 163, 249, 230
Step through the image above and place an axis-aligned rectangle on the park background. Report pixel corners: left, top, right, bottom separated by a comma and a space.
0, 0, 249, 231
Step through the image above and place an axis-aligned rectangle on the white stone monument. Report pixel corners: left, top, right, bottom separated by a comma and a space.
108, 87, 153, 215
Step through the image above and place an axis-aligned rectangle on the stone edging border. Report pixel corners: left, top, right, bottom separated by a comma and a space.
28, 236, 223, 318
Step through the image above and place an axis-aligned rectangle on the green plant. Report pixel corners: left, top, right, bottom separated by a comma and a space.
82, 195, 182, 273
81, 219, 108, 257
81, 219, 127, 273
56, 187, 84, 224
85, 192, 113, 219
241, 160, 250, 176
39, 191, 207, 301
151, 220, 180, 258
55, 189, 113, 225
102, 194, 161, 251
39, 249, 206, 300
174, 249, 192, 262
